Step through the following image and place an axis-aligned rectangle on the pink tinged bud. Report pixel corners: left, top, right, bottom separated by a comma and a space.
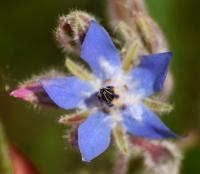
10, 69, 65, 108
10, 83, 57, 108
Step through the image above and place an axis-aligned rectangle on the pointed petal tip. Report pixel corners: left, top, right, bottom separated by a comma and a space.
81, 156, 91, 162
155, 131, 178, 139
81, 20, 121, 79
9, 90, 17, 97
129, 51, 174, 96
123, 104, 178, 139
163, 51, 173, 60
9, 88, 30, 99
155, 51, 173, 63
154, 51, 173, 57
166, 51, 173, 56
78, 112, 113, 162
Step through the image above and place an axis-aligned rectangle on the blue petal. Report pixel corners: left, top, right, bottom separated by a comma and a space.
81, 21, 121, 79
122, 104, 177, 139
129, 52, 172, 96
78, 111, 114, 162
40, 76, 93, 110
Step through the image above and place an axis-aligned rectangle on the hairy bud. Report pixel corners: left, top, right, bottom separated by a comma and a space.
55, 11, 95, 53
131, 138, 182, 174
10, 69, 65, 108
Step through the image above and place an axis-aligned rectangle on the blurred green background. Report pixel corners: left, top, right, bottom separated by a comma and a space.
0, 0, 200, 173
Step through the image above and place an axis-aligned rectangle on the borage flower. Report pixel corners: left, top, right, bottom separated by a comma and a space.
40, 21, 177, 162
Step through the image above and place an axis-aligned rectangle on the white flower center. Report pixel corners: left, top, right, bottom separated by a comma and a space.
88, 59, 144, 122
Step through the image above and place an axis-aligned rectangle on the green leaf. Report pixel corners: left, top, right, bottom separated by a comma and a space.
65, 58, 94, 81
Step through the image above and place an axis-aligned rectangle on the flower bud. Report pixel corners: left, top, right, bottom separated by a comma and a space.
108, 0, 147, 27
131, 138, 182, 174
55, 11, 95, 53
10, 69, 65, 108
134, 13, 168, 53
116, 21, 148, 56
108, 0, 169, 54
108, 0, 134, 26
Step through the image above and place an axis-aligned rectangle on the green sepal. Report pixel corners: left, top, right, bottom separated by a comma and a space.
65, 58, 95, 81
122, 41, 139, 72
113, 123, 129, 155
135, 15, 157, 53
116, 21, 136, 42
59, 110, 89, 125
144, 98, 173, 114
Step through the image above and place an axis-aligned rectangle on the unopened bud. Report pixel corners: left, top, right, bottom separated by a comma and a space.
131, 138, 182, 174
116, 21, 148, 56
10, 69, 65, 108
55, 11, 95, 53
109, 0, 168, 53
131, 0, 169, 53
108, 0, 133, 26
134, 13, 168, 53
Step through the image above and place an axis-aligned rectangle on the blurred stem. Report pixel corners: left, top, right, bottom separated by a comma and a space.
113, 151, 129, 174
0, 121, 14, 174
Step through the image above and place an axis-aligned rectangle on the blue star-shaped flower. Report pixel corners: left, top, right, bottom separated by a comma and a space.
40, 21, 177, 162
